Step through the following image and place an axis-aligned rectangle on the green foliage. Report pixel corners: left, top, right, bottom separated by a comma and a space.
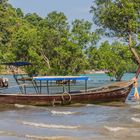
0, 0, 137, 79
45, 11, 69, 33
90, 41, 135, 81
90, 0, 140, 80
86, 46, 100, 70
90, 0, 140, 39
0, 1, 19, 63
52, 40, 88, 75
16, 8, 24, 18
71, 19, 100, 49
25, 13, 42, 26
0, 1, 97, 75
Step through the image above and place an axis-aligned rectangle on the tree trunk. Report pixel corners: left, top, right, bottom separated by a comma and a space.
115, 74, 123, 81
40, 51, 51, 69
128, 34, 140, 65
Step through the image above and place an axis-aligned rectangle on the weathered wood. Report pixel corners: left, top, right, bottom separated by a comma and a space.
0, 80, 133, 106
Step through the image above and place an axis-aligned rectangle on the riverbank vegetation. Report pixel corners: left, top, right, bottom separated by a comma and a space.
0, 0, 139, 81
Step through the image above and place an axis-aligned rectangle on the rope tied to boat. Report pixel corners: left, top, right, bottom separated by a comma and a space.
61, 91, 71, 104
133, 79, 140, 100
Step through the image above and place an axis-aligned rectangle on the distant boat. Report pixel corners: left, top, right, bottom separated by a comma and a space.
0, 62, 139, 106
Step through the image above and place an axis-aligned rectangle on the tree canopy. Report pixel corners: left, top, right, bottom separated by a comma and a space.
90, 0, 140, 39
0, 1, 100, 76
90, 0, 140, 80
0, 0, 138, 81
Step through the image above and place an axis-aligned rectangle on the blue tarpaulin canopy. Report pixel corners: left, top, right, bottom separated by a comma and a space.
33, 76, 89, 94
1, 62, 32, 67
33, 76, 88, 81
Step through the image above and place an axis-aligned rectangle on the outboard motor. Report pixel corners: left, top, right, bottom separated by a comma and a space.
0, 77, 8, 88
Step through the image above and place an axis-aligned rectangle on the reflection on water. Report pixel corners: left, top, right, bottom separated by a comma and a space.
0, 73, 140, 140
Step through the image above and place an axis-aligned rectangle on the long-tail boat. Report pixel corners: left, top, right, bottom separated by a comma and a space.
0, 61, 139, 106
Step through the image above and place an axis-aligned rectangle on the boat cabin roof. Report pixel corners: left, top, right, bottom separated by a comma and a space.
1, 61, 32, 67
33, 76, 88, 81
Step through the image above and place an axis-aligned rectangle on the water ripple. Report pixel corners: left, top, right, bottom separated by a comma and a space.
104, 126, 127, 132
25, 135, 77, 140
51, 110, 75, 115
131, 117, 140, 123
21, 121, 80, 129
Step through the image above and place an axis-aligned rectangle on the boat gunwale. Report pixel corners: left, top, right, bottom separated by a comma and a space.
86, 80, 134, 92
0, 80, 134, 96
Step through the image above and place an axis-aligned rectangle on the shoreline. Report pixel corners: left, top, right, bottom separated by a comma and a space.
84, 70, 108, 74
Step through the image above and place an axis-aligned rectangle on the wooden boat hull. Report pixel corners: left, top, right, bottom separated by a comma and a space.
0, 80, 133, 106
